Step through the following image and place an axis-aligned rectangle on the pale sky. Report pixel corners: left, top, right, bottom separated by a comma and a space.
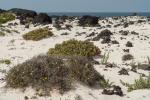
0, 0, 149, 12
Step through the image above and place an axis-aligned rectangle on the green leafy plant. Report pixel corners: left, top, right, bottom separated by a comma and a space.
121, 74, 150, 92
48, 39, 101, 57
101, 52, 110, 64
23, 28, 53, 41
0, 12, 15, 24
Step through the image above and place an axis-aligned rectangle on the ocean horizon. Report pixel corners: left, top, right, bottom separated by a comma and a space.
47, 12, 150, 17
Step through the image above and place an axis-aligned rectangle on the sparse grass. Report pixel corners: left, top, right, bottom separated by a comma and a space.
0, 12, 15, 24
5, 55, 105, 94
0, 59, 11, 65
100, 79, 114, 88
121, 74, 150, 92
23, 28, 53, 41
101, 52, 110, 64
48, 39, 101, 58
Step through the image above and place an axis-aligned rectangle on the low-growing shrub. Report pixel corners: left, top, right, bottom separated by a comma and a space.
23, 28, 53, 41
5, 55, 105, 94
0, 12, 15, 24
48, 39, 101, 57
67, 56, 105, 87
0, 31, 5, 36
5, 55, 72, 93
121, 74, 150, 92
0, 59, 11, 65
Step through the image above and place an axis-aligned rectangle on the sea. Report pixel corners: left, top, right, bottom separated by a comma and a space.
48, 12, 150, 17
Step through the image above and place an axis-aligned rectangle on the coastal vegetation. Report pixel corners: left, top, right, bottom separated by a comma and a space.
121, 74, 150, 92
23, 28, 53, 41
0, 12, 15, 24
48, 39, 101, 57
6, 55, 105, 94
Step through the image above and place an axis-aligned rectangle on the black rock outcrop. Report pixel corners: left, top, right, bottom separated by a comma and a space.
32, 13, 52, 24
78, 16, 99, 26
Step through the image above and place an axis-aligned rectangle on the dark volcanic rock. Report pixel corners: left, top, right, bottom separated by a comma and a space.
105, 63, 116, 68
0, 9, 6, 13
93, 29, 113, 41
131, 31, 139, 35
101, 37, 111, 44
123, 49, 129, 53
122, 54, 133, 61
86, 32, 97, 38
8, 8, 37, 25
123, 22, 129, 28
32, 13, 52, 24
111, 40, 119, 44
78, 16, 99, 26
102, 85, 123, 96
9, 8, 37, 18
126, 41, 133, 47
118, 68, 129, 75
119, 30, 129, 36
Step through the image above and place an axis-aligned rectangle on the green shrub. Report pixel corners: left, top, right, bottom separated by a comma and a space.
0, 12, 15, 24
48, 39, 101, 57
23, 28, 53, 41
121, 74, 150, 92
5, 55, 105, 94
0, 59, 11, 65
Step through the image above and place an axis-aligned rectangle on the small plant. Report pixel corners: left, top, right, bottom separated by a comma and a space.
0, 12, 15, 24
48, 39, 101, 57
100, 79, 113, 88
23, 28, 53, 41
121, 74, 150, 92
101, 52, 110, 64
147, 56, 150, 64
0, 59, 11, 65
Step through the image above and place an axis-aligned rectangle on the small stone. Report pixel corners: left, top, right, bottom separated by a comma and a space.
24, 96, 29, 100
118, 68, 129, 75
126, 41, 133, 47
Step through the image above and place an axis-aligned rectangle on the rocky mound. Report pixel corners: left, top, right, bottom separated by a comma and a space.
78, 15, 99, 26
8, 8, 37, 18
33, 13, 52, 24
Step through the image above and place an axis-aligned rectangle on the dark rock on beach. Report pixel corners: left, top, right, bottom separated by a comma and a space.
32, 13, 52, 24
118, 68, 129, 75
9, 8, 37, 18
0, 9, 6, 13
78, 16, 99, 26
126, 41, 133, 47
102, 85, 123, 96
93, 29, 113, 41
